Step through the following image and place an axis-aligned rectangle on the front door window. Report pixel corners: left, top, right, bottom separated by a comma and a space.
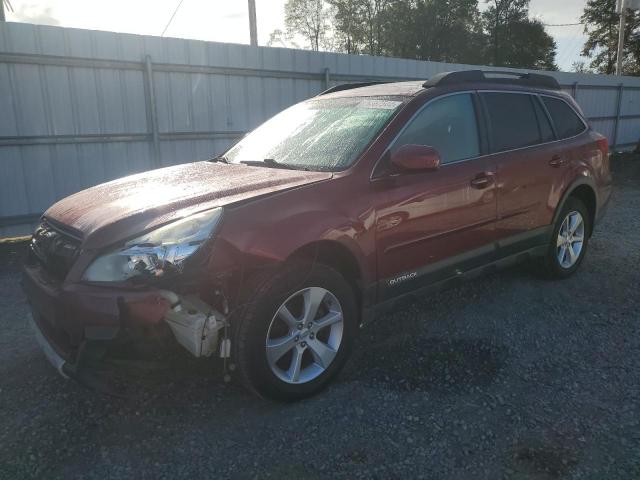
394, 93, 480, 164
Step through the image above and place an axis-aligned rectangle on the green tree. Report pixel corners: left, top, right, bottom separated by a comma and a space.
411, 0, 486, 63
327, 0, 375, 53
482, 0, 557, 70
327, 0, 364, 53
328, 0, 487, 62
361, 0, 390, 55
271, 0, 557, 71
327, 0, 391, 55
581, 0, 640, 75
283, 0, 333, 51
572, 60, 593, 73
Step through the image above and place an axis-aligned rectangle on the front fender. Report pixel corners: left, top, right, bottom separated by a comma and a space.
225, 208, 372, 282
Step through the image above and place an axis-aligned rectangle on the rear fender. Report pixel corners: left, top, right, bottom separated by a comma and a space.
551, 175, 597, 234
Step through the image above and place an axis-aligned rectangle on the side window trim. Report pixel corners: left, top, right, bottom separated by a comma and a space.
532, 94, 558, 141
477, 92, 494, 154
471, 91, 490, 156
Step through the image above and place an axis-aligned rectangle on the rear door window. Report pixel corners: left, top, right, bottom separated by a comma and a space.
542, 96, 586, 139
481, 92, 541, 152
394, 93, 480, 164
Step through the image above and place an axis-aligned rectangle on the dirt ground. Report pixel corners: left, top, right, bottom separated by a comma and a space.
0, 156, 639, 479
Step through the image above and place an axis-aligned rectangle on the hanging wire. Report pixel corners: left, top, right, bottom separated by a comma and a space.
161, 0, 186, 37
555, 26, 588, 70
543, 22, 584, 27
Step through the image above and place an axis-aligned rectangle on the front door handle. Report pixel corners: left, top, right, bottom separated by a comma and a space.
549, 155, 567, 167
470, 172, 494, 189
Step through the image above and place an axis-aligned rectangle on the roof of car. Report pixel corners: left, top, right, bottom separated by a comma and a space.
319, 80, 426, 98
318, 70, 562, 99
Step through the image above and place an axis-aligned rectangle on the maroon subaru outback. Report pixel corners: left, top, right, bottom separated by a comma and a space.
23, 70, 611, 400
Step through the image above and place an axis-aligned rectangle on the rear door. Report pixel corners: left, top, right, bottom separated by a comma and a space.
374, 92, 498, 300
480, 91, 564, 252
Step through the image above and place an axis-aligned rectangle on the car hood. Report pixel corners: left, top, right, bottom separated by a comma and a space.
44, 161, 332, 249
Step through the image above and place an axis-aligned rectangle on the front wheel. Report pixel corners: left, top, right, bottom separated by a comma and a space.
541, 197, 591, 279
233, 263, 357, 401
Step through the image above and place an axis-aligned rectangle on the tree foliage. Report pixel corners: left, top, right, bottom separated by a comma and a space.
581, 0, 640, 75
482, 0, 557, 70
405, 0, 486, 63
283, 0, 333, 51
274, 0, 557, 70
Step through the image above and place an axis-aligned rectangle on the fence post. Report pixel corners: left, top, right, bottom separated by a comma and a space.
323, 67, 330, 90
143, 55, 161, 167
572, 81, 578, 99
612, 83, 624, 151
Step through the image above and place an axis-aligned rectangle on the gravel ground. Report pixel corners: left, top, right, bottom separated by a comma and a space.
1, 157, 639, 480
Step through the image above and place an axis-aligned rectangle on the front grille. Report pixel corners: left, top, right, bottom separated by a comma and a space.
30, 220, 81, 280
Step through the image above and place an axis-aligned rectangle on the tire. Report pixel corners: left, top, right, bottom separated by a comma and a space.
233, 262, 357, 401
541, 197, 591, 279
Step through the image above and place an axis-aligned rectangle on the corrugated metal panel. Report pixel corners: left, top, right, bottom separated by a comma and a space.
1, 21, 640, 236
576, 87, 619, 118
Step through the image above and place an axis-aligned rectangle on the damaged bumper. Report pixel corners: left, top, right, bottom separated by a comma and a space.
159, 292, 226, 358
22, 261, 228, 383
28, 311, 68, 378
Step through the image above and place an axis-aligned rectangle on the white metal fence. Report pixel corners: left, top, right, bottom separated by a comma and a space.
1, 21, 640, 237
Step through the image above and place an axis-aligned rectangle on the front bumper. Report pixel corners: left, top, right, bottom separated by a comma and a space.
22, 262, 173, 370
29, 306, 125, 394
28, 311, 68, 378
595, 184, 613, 227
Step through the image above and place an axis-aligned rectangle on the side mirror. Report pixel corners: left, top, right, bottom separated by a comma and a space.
390, 144, 441, 172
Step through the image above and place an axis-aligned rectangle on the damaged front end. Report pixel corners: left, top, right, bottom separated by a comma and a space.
81, 207, 232, 360
24, 207, 238, 393
157, 291, 227, 359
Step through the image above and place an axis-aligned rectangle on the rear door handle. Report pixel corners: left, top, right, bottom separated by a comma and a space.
470, 172, 494, 189
549, 155, 567, 167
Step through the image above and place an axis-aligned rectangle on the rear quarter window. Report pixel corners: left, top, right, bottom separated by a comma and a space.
542, 96, 586, 139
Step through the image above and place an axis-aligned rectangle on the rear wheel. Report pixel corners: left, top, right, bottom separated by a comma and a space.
542, 197, 591, 279
233, 263, 357, 401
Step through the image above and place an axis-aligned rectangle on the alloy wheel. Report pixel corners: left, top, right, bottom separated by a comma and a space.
265, 287, 344, 384
556, 210, 585, 269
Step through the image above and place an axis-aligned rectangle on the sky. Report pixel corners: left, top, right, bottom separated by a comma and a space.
4, 0, 589, 72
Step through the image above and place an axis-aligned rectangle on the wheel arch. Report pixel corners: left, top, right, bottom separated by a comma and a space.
553, 179, 597, 237
287, 240, 365, 312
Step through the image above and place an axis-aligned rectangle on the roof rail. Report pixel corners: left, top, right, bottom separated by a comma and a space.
317, 81, 389, 96
423, 70, 560, 90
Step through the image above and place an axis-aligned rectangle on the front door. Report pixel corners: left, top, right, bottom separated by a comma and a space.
374, 92, 498, 301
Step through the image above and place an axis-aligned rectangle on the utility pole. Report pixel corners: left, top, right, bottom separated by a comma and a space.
1, 1, 5, 22
616, 0, 627, 75
248, 0, 258, 46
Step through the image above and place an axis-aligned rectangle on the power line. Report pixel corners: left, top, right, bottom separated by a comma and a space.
543, 22, 584, 27
161, 0, 186, 37
557, 31, 587, 70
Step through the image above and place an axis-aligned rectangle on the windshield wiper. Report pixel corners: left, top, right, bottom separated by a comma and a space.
239, 158, 314, 171
240, 158, 288, 169
209, 155, 230, 164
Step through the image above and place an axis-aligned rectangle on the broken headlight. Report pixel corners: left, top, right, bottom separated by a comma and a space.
82, 208, 222, 282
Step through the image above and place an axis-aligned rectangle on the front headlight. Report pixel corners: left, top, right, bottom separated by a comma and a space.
83, 208, 222, 282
